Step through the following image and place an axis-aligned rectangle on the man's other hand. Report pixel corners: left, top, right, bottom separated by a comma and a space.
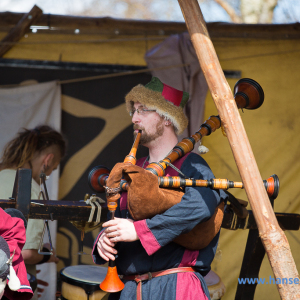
96, 232, 117, 261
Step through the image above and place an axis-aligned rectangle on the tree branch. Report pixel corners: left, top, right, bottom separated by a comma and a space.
214, 0, 242, 23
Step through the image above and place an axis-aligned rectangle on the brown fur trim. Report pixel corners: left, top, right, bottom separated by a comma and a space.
125, 85, 188, 135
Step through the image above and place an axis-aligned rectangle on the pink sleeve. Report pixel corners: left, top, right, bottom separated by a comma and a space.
134, 220, 161, 256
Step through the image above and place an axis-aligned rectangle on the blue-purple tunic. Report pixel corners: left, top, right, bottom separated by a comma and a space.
92, 153, 227, 300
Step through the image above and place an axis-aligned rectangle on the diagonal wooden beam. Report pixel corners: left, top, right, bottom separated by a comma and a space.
0, 5, 43, 57
177, 0, 300, 299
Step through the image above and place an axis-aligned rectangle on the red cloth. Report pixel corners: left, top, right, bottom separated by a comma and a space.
0, 208, 33, 300
162, 83, 183, 106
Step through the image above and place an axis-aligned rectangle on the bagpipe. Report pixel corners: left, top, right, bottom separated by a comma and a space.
89, 78, 279, 292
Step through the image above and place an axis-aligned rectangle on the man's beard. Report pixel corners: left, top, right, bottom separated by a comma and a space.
133, 119, 164, 145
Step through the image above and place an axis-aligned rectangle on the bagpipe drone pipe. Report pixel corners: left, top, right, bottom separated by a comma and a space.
88, 78, 279, 252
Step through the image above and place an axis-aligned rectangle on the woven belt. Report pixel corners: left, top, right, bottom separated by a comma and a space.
123, 267, 195, 300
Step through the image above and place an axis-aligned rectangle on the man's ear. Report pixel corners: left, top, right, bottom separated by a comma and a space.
43, 153, 54, 168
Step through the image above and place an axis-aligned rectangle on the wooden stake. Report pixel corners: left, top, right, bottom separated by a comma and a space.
177, 0, 300, 299
0, 5, 43, 57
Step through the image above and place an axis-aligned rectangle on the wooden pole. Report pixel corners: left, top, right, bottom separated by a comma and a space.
177, 0, 300, 299
0, 5, 43, 57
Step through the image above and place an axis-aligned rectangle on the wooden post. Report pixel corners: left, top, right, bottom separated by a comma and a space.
177, 0, 300, 299
12, 169, 32, 220
0, 5, 43, 57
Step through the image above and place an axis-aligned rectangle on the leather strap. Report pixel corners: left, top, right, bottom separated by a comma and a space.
123, 267, 195, 300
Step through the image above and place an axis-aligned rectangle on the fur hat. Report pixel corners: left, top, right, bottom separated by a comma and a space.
125, 77, 189, 135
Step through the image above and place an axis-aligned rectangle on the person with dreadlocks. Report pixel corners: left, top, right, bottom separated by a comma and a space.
0, 125, 66, 300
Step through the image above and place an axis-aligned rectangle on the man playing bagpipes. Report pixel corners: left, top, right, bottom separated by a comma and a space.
92, 77, 228, 300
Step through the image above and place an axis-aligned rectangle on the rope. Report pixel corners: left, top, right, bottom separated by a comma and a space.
85, 195, 105, 223
1, 48, 299, 87
220, 48, 300, 62
0, 63, 188, 88
57, 63, 188, 85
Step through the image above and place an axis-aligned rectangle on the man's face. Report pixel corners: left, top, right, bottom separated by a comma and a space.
131, 102, 165, 145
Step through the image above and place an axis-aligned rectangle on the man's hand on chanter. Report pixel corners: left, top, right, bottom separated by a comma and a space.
103, 217, 139, 243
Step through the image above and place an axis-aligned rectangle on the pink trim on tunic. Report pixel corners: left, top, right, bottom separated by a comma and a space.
176, 272, 209, 300
176, 225, 207, 299
134, 219, 161, 256
178, 249, 199, 267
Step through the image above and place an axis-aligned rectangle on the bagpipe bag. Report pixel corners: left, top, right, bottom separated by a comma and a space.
106, 162, 224, 250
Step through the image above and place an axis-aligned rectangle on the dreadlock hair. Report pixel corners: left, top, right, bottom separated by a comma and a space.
0, 125, 66, 170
